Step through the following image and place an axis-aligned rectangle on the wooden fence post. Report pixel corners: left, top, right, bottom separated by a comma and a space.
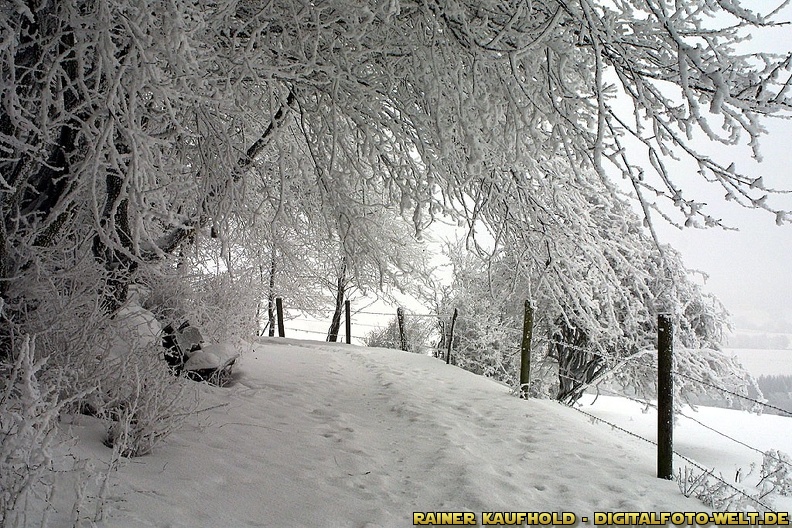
657, 313, 674, 480
276, 297, 285, 338
345, 300, 351, 345
446, 308, 458, 365
519, 301, 533, 399
436, 320, 446, 358
397, 307, 407, 351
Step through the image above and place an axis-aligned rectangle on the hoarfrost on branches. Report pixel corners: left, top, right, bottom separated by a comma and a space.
1, 1, 790, 519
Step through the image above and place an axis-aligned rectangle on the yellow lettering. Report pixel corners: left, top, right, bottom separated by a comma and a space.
484, 512, 503, 525
412, 512, 477, 525
503, 513, 520, 525
560, 513, 577, 525
712, 512, 730, 524
695, 512, 709, 525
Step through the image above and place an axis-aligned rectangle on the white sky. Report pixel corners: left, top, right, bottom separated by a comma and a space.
623, 2, 792, 335
652, 115, 792, 334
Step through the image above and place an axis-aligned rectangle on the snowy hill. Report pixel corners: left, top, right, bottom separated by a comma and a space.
58, 338, 790, 527
727, 348, 792, 377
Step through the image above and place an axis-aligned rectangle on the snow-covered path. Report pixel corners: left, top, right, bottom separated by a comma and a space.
94, 338, 709, 527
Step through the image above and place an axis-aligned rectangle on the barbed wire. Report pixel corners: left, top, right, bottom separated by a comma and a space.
676, 409, 792, 472
673, 370, 792, 417
347, 320, 386, 329
566, 403, 777, 513
353, 310, 398, 317
567, 401, 657, 446
287, 327, 331, 337
354, 308, 528, 335
556, 371, 792, 474
277, 304, 789, 510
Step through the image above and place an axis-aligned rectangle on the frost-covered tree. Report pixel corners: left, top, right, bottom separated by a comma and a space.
3, 0, 790, 328
434, 168, 755, 406
4, 0, 790, 297
0, 0, 788, 484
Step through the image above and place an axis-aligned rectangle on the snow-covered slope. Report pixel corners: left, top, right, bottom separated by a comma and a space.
62, 338, 724, 527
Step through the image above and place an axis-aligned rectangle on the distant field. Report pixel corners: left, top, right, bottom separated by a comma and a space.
726, 348, 792, 377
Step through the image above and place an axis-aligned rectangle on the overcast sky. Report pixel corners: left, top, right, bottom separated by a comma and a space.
652, 118, 792, 334
632, 2, 792, 335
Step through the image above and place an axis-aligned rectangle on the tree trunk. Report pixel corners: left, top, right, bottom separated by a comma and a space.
553, 319, 606, 404
327, 256, 347, 342
267, 246, 277, 337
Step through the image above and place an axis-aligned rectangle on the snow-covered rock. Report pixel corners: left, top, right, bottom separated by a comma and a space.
183, 350, 223, 371
176, 326, 204, 357
200, 342, 240, 363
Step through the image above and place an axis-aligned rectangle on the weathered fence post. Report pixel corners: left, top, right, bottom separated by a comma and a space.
657, 313, 674, 480
276, 297, 285, 338
345, 300, 351, 345
397, 307, 408, 351
436, 320, 446, 358
519, 301, 533, 399
446, 308, 458, 365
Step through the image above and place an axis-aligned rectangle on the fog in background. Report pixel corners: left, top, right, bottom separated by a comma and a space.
653, 117, 792, 338
633, 4, 792, 339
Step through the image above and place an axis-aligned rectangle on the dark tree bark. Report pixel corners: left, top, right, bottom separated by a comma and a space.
326, 256, 348, 343
267, 247, 277, 337
552, 319, 606, 404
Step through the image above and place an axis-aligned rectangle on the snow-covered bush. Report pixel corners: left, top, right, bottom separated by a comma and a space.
677, 450, 792, 512
91, 290, 195, 457
677, 466, 763, 512
0, 336, 89, 527
142, 258, 260, 345
757, 450, 792, 498
100, 343, 193, 458
431, 179, 753, 408
363, 314, 437, 355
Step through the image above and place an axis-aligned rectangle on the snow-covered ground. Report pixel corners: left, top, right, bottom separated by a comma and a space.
53, 339, 791, 527
578, 394, 792, 513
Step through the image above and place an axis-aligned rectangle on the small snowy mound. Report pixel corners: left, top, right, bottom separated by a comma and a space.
199, 342, 241, 363
106, 301, 161, 361
183, 350, 222, 371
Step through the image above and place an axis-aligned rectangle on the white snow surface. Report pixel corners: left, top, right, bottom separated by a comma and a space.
62, 338, 791, 527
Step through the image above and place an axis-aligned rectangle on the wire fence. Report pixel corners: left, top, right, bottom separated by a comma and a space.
566, 402, 778, 514
674, 370, 792, 418
267, 298, 792, 510
574, 378, 792, 473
